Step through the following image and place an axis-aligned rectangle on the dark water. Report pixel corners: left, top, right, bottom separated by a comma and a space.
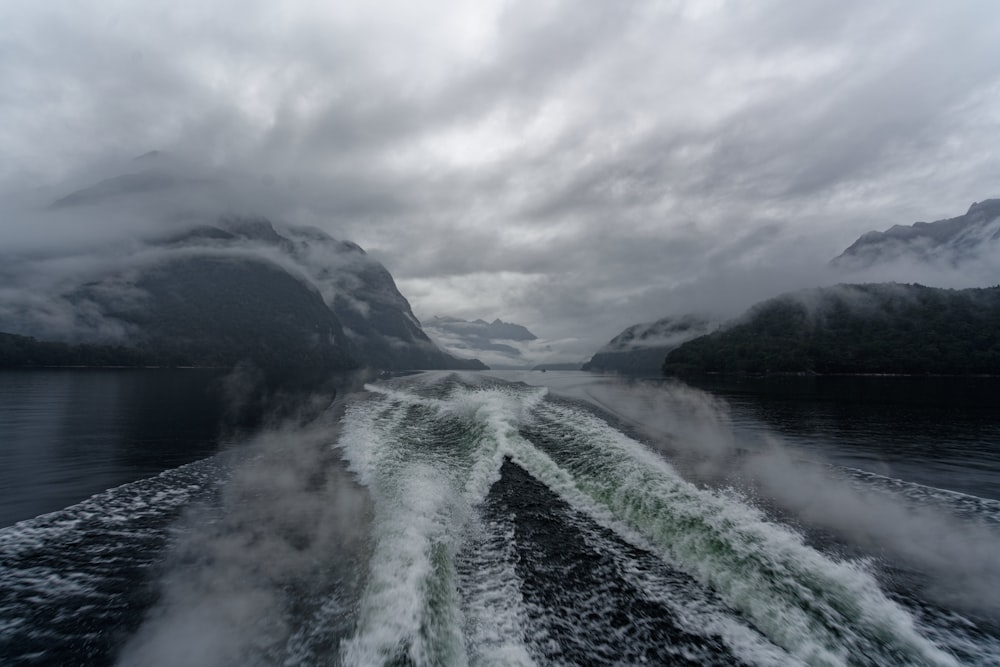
682, 374, 1000, 501
2, 370, 999, 666
0, 369, 230, 528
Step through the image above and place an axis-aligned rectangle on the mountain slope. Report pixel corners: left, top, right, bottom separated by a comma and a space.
223, 220, 486, 371
582, 314, 713, 374
84, 254, 359, 385
1, 167, 486, 379
663, 283, 1000, 375
427, 317, 537, 343
833, 199, 1000, 269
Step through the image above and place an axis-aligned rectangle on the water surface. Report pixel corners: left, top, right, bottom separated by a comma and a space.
2, 369, 998, 666
0, 369, 228, 527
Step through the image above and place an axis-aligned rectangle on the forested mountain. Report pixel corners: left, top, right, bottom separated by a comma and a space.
0, 169, 486, 385
79, 252, 358, 387
582, 314, 713, 374
663, 284, 1000, 376
0, 332, 164, 368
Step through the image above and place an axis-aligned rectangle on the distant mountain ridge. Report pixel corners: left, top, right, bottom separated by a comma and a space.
833, 199, 1000, 269
428, 316, 537, 343
582, 314, 713, 374
423, 316, 542, 368
663, 283, 1000, 376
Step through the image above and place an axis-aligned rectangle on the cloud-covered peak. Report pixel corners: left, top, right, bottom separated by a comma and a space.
421, 315, 581, 369
833, 197, 1000, 273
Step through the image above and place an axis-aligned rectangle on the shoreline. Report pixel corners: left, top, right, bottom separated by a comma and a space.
0, 365, 230, 370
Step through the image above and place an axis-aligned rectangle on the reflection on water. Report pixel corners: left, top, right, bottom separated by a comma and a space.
0, 369, 229, 527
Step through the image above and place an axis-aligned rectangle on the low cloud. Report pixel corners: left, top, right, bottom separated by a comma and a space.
0, 166, 401, 346
3, 0, 1000, 354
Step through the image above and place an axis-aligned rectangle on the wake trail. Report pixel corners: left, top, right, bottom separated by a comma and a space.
333, 374, 965, 667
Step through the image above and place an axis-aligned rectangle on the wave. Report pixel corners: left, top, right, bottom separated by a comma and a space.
0, 456, 230, 665
332, 374, 977, 666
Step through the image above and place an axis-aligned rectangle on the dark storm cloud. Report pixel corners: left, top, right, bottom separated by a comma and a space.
2, 0, 1000, 357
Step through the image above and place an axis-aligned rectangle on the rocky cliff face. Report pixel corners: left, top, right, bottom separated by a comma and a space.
832, 199, 1000, 269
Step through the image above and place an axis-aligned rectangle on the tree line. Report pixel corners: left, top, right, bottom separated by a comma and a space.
663, 283, 1000, 375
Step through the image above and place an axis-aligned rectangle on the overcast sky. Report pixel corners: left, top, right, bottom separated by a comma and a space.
3, 0, 1000, 358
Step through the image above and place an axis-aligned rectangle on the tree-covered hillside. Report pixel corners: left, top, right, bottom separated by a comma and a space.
583, 314, 712, 374
663, 284, 1000, 375
0, 332, 164, 368
1, 256, 360, 388
115, 255, 360, 387
1, 216, 486, 384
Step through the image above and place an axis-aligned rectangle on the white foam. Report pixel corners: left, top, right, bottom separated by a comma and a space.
572, 515, 799, 667
841, 464, 1000, 523
0, 456, 230, 664
508, 400, 960, 667
456, 509, 535, 667
335, 382, 548, 666
333, 376, 977, 666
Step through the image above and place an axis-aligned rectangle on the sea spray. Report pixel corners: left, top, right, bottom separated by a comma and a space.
512, 399, 958, 666
336, 380, 545, 665
335, 376, 962, 666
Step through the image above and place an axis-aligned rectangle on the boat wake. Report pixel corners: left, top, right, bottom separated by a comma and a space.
2, 372, 998, 666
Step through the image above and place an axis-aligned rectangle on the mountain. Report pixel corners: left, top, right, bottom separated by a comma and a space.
426, 317, 536, 344
50, 169, 221, 208
261, 224, 486, 371
423, 316, 541, 368
662, 283, 1000, 376
77, 250, 359, 387
832, 199, 1000, 269
449, 317, 535, 341
0, 171, 486, 385
582, 314, 713, 374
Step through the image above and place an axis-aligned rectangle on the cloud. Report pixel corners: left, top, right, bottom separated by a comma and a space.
2, 0, 1000, 354
0, 180, 409, 346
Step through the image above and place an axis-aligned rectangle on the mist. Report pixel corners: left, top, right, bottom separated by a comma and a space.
4, 1, 1000, 357
536, 374, 1000, 617
3, 2, 1000, 664
0, 159, 390, 346
117, 396, 373, 667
